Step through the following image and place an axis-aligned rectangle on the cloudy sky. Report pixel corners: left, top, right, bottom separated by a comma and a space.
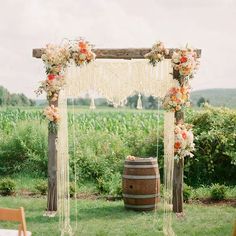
0, 0, 236, 98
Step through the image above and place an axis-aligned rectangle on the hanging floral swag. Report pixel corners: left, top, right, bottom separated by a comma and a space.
35, 39, 96, 133
146, 41, 199, 160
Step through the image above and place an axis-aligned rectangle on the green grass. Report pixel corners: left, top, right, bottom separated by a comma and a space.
0, 196, 235, 236
8, 175, 236, 200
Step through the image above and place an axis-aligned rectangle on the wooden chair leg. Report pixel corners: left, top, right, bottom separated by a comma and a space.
232, 221, 236, 236
20, 207, 27, 236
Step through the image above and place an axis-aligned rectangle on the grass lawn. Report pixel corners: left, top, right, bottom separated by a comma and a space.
0, 197, 235, 236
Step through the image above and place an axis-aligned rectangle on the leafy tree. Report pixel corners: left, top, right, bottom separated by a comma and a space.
0, 85, 34, 106
197, 97, 206, 107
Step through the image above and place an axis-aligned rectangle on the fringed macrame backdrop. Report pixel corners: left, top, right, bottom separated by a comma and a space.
163, 112, 175, 236
56, 59, 177, 235
57, 90, 72, 236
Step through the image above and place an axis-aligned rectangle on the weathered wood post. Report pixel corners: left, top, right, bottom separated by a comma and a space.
47, 99, 58, 212
172, 69, 184, 213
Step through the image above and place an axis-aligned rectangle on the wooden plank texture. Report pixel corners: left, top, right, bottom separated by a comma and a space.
172, 69, 184, 213
47, 99, 58, 211
33, 48, 201, 59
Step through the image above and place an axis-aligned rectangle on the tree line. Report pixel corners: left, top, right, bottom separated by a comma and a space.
0, 84, 210, 109
0, 86, 35, 106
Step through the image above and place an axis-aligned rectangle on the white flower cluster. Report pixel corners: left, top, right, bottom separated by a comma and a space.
145, 41, 169, 66
174, 124, 195, 160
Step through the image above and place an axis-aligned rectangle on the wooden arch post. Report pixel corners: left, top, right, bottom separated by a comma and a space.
33, 47, 201, 212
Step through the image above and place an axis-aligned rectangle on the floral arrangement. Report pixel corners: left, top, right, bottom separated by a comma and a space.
145, 41, 169, 66
162, 86, 190, 112
44, 105, 60, 123
171, 47, 199, 81
147, 41, 200, 162
35, 39, 96, 132
36, 39, 95, 101
43, 105, 60, 133
174, 124, 195, 160
71, 40, 96, 66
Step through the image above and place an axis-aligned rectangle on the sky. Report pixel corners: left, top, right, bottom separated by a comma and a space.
0, 0, 236, 98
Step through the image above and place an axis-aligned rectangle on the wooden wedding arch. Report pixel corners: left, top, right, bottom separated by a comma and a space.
33, 47, 201, 214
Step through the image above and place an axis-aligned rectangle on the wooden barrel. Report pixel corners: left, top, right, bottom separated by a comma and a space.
122, 157, 160, 211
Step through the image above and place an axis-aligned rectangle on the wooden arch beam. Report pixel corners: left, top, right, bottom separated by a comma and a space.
33, 48, 201, 59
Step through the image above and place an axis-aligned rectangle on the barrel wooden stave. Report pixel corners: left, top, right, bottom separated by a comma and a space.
122, 157, 160, 211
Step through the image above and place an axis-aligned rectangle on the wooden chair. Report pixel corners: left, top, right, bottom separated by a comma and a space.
0, 207, 31, 236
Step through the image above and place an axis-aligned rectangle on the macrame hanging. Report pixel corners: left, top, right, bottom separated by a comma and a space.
56, 58, 177, 235
136, 93, 143, 110
163, 111, 175, 236
89, 96, 96, 110
56, 90, 72, 236
65, 59, 178, 103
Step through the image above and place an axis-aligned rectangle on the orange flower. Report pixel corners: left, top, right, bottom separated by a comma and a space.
79, 41, 87, 49
174, 141, 181, 149
180, 87, 186, 94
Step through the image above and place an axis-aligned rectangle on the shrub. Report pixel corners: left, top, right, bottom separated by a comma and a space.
0, 121, 48, 177
70, 130, 129, 181
0, 178, 16, 196
35, 180, 47, 195
70, 182, 76, 198
210, 184, 226, 200
185, 107, 236, 186
97, 171, 122, 197
183, 184, 192, 202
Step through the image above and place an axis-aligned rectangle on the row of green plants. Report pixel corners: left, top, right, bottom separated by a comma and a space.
0, 177, 232, 202
0, 106, 235, 196
0, 178, 76, 197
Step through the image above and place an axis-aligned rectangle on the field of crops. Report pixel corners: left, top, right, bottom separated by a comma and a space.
0, 106, 235, 190
0, 107, 163, 135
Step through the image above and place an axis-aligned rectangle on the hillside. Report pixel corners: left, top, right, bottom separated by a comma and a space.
191, 88, 236, 108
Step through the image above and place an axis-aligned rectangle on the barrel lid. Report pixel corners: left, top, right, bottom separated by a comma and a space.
125, 157, 157, 165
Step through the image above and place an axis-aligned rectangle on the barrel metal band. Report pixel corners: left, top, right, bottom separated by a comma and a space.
124, 204, 156, 209
123, 193, 160, 199
124, 164, 158, 168
123, 175, 160, 179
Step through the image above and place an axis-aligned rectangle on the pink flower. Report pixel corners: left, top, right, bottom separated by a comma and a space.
182, 131, 187, 140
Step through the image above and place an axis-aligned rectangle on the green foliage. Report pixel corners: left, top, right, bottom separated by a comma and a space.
34, 181, 76, 197
70, 182, 76, 198
35, 180, 47, 195
97, 171, 122, 196
185, 106, 236, 186
210, 184, 226, 200
0, 178, 16, 195
1, 106, 236, 190
183, 184, 192, 202
197, 97, 209, 107
0, 85, 34, 106
0, 121, 48, 176
71, 130, 128, 181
